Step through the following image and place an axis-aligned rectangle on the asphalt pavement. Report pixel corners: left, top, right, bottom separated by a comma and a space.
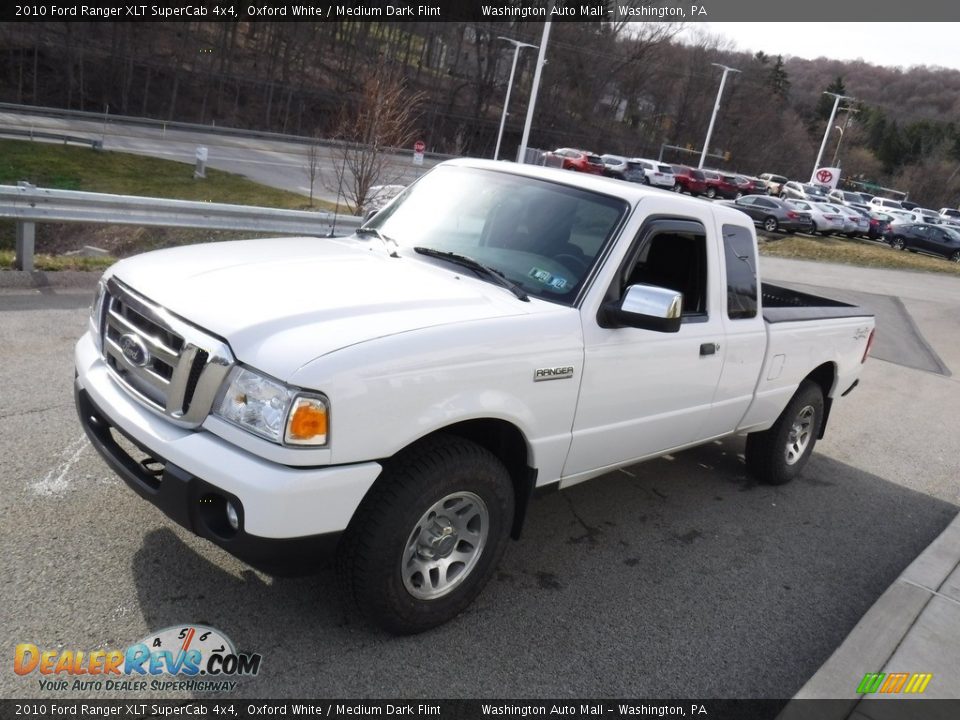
1, 257, 958, 703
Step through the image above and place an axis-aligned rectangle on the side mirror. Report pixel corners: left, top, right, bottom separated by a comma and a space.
600, 284, 683, 332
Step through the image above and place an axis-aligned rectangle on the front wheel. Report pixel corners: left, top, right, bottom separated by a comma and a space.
890, 236, 906, 250
763, 217, 779, 233
706, 187, 717, 199
338, 435, 514, 634
745, 380, 824, 485
951, 251, 960, 263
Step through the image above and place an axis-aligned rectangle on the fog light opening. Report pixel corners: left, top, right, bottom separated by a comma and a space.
226, 501, 239, 531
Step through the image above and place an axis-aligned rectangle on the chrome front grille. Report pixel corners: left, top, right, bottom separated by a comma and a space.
101, 277, 234, 427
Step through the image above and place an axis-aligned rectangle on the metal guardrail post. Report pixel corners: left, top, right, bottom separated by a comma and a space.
15, 221, 36, 272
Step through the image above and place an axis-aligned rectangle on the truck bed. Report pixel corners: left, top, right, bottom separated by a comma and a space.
761, 282, 874, 323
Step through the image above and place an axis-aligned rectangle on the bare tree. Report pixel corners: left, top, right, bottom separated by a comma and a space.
304, 138, 321, 207
327, 68, 424, 215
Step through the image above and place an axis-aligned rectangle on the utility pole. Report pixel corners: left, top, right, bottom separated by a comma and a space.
698, 64, 740, 170
831, 107, 859, 167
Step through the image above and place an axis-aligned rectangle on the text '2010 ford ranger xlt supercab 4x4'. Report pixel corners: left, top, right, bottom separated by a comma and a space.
75, 159, 875, 634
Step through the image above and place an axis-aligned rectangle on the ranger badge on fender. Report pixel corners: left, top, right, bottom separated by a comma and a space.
534, 366, 575, 382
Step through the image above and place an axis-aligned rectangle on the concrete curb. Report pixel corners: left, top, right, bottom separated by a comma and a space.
0, 269, 101, 291
779, 510, 960, 717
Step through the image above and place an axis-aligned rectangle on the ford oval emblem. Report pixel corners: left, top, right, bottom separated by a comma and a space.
119, 333, 150, 367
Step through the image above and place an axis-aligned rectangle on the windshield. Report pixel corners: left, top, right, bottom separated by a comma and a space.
365, 166, 629, 304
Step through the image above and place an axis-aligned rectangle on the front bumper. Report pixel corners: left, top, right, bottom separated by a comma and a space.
74, 332, 382, 572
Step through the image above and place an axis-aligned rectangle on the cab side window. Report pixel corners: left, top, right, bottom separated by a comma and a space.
722, 224, 758, 320
624, 227, 708, 318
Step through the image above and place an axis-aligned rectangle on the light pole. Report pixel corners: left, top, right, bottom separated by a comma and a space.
831, 107, 859, 168
494, 37, 538, 161
516, 3, 553, 164
698, 63, 740, 170
813, 92, 854, 179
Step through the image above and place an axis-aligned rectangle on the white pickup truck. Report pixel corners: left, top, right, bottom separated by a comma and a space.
75, 159, 875, 634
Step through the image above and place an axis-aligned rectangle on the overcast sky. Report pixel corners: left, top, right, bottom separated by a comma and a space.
690, 23, 960, 72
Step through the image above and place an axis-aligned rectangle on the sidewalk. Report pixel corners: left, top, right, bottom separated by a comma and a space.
780, 511, 960, 717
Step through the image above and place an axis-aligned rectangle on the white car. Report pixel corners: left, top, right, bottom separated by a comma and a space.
834, 205, 870, 237
869, 197, 905, 212
75, 159, 874, 634
787, 199, 846, 235
630, 158, 676, 188
820, 203, 859, 235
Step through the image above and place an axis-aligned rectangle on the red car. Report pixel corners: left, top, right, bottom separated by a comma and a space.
701, 170, 740, 199
671, 165, 708, 196
543, 148, 605, 175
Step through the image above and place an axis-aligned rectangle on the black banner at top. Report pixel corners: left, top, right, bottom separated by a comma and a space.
4, 0, 960, 23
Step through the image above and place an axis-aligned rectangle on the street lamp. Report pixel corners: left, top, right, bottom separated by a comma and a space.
698, 63, 740, 170
494, 37, 538, 161
516, 1, 554, 164
812, 92, 854, 179
831, 108, 859, 168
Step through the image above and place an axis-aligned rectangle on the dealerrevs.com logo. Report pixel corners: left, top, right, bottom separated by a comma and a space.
15, 625, 262, 693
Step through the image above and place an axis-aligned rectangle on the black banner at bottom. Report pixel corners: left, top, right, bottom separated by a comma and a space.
2, 699, 959, 720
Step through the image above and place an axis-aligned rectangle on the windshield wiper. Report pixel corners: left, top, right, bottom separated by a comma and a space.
355, 227, 399, 258
413, 246, 529, 302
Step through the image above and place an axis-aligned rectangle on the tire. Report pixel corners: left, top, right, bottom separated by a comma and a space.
735, 191, 744, 199
890, 236, 906, 250
672, 184, 682, 193
763, 217, 778, 233
641, 176, 650, 185
706, 187, 717, 199
951, 251, 960, 263
745, 380, 824, 485
338, 435, 514, 634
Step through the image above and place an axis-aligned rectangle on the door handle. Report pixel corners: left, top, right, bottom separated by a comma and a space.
700, 342, 718, 356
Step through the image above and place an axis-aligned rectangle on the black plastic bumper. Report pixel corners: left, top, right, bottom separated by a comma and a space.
75, 383, 341, 575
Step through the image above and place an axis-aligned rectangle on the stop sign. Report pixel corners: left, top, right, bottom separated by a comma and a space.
414, 140, 425, 154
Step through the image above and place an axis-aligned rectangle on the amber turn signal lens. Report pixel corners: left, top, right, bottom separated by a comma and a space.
286, 398, 328, 444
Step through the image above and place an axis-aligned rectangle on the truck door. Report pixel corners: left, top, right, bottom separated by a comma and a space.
562, 218, 725, 484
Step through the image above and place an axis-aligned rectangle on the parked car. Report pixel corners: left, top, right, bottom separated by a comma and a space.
884, 208, 916, 227
543, 148, 605, 175
787, 199, 846, 235
780, 182, 828, 202
701, 170, 739, 199
938, 208, 960, 222
758, 173, 788, 196
600, 154, 629, 179
734, 175, 768, 198
834, 205, 870, 238
631, 158, 676, 189
885, 223, 960, 262
671, 165, 708, 196
74, 158, 875, 634
909, 208, 941, 224
900, 200, 919, 211
869, 197, 904, 212
718, 195, 814, 234
829, 189, 871, 208
865, 211, 894, 240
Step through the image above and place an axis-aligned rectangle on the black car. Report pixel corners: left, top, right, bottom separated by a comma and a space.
885, 223, 960, 262
718, 195, 814, 234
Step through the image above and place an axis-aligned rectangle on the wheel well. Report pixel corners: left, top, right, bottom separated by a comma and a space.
417, 419, 536, 541
804, 362, 836, 439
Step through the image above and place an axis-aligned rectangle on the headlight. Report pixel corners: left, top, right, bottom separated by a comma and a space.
214, 366, 329, 446
89, 278, 107, 350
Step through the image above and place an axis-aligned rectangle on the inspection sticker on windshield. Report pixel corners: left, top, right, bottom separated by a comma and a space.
528, 267, 567, 290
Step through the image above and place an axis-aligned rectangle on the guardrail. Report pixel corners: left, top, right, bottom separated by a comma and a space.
0, 184, 362, 272
0, 127, 102, 149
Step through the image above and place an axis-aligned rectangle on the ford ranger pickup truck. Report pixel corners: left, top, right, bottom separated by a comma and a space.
75, 159, 875, 634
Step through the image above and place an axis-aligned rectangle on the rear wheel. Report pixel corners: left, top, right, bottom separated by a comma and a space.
672, 184, 682, 193
706, 187, 717, 199
951, 251, 960, 263
745, 381, 824, 485
338, 435, 514, 634
890, 236, 906, 250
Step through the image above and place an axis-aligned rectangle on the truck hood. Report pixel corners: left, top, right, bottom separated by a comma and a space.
108, 237, 533, 380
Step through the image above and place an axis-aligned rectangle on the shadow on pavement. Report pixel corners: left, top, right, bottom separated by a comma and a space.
130, 437, 957, 699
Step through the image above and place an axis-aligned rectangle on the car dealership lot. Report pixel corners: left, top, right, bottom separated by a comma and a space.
1, 258, 958, 699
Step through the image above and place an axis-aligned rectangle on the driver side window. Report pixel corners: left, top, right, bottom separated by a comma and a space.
622, 224, 708, 319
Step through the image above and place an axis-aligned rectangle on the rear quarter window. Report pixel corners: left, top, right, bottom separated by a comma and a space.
722, 224, 758, 320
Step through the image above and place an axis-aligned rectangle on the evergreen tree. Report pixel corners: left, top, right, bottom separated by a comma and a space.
769, 55, 790, 99
816, 76, 847, 120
